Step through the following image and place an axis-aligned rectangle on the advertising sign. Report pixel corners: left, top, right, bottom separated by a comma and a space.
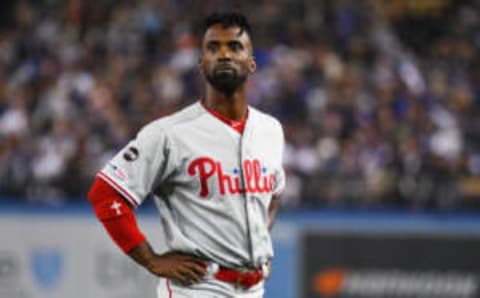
302, 231, 480, 298
0, 214, 161, 298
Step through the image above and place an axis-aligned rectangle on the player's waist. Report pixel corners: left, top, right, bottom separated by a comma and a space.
207, 262, 270, 289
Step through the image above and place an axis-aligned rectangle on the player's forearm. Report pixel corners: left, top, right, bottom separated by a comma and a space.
128, 240, 158, 269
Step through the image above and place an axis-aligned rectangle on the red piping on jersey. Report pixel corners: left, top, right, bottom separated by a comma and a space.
166, 279, 173, 298
88, 177, 146, 253
200, 100, 248, 134
97, 171, 139, 207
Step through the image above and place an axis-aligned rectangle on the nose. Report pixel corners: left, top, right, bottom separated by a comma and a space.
218, 45, 231, 59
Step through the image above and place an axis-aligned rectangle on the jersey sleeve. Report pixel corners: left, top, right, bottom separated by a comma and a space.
98, 124, 175, 207
272, 122, 286, 196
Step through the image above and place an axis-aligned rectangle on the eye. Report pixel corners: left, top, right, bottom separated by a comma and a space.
229, 42, 243, 52
207, 42, 220, 52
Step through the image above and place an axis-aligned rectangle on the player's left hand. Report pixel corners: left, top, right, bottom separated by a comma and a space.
129, 242, 208, 285
145, 251, 208, 285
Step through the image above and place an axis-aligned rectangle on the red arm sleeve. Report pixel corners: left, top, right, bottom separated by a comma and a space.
87, 177, 146, 253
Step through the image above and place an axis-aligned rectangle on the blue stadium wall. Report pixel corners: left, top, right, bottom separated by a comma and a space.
1, 204, 480, 298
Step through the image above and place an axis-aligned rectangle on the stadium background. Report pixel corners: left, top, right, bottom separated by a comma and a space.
1, 0, 480, 297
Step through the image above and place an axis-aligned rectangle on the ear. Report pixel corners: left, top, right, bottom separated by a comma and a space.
248, 55, 257, 74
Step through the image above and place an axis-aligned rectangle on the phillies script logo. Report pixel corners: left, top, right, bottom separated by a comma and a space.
188, 157, 275, 197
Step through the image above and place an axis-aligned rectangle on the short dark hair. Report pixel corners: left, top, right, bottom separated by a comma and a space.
202, 12, 252, 38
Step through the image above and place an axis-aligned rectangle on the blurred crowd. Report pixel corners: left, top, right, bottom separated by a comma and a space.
1, 0, 480, 210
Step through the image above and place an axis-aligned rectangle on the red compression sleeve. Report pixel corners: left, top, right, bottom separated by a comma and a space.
87, 177, 146, 253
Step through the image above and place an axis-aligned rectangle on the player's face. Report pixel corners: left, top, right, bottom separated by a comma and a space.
199, 24, 256, 97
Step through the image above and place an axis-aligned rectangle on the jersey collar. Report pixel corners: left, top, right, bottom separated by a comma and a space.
200, 100, 249, 134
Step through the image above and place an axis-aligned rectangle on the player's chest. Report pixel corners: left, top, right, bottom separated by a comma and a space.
173, 129, 278, 199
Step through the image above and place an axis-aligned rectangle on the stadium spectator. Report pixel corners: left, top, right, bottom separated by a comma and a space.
1, 0, 479, 211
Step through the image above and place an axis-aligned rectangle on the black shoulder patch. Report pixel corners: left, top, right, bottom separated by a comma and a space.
123, 146, 139, 161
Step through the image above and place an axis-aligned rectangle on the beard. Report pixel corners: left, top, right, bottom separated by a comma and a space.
205, 68, 247, 98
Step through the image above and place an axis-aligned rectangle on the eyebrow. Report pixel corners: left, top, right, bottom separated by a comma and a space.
206, 39, 241, 44
228, 40, 243, 46
205, 39, 243, 47
206, 40, 220, 46
204, 36, 252, 53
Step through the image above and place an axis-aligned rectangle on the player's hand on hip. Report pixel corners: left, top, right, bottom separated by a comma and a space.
145, 251, 208, 285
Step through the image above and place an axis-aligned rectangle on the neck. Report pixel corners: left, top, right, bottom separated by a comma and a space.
204, 84, 248, 120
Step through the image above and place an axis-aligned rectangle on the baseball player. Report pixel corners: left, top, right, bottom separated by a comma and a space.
87, 12, 285, 298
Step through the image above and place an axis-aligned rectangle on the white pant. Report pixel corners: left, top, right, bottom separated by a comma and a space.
156, 277, 265, 298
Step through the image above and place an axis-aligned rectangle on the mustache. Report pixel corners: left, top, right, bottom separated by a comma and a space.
214, 61, 235, 70
215, 58, 235, 66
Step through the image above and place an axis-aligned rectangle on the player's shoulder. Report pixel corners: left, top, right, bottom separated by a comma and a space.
249, 106, 283, 131
139, 101, 204, 135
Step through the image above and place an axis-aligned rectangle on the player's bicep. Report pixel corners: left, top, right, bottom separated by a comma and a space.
88, 177, 134, 220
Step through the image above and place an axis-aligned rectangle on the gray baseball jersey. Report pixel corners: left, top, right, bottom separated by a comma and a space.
98, 101, 285, 269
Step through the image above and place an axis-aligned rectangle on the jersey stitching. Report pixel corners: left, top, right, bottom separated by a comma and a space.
166, 278, 172, 298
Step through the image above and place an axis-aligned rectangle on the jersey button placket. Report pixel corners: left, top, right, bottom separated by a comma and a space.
239, 125, 255, 267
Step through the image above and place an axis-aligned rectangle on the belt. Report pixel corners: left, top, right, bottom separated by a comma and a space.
213, 264, 269, 289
